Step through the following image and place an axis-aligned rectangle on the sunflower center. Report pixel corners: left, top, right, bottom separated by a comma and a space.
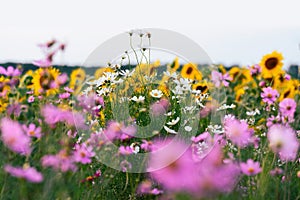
265, 58, 278, 70
196, 85, 207, 92
284, 90, 290, 98
186, 67, 193, 75
40, 71, 55, 90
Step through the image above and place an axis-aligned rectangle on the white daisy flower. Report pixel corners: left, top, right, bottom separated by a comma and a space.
130, 96, 145, 103
166, 117, 180, 126
150, 89, 163, 98
163, 126, 177, 134
184, 126, 192, 132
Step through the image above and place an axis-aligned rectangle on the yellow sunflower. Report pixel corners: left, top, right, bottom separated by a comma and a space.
181, 63, 202, 80
218, 64, 227, 74
279, 81, 295, 101
192, 82, 209, 94
229, 67, 241, 81
235, 88, 245, 102
70, 68, 86, 92
0, 76, 10, 98
168, 57, 180, 72
0, 100, 8, 113
20, 70, 34, 88
260, 51, 283, 76
32, 68, 60, 96
94, 67, 114, 79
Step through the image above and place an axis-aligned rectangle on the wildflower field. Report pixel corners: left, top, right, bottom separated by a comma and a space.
0, 36, 299, 200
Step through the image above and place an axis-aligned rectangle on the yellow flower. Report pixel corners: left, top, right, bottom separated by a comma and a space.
192, 82, 209, 94
279, 81, 295, 101
229, 67, 241, 81
32, 68, 60, 96
168, 57, 180, 72
260, 51, 283, 76
70, 68, 86, 93
94, 67, 114, 79
181, 63, 202, 80
235, 88, 245, 102
20, 70, 34, 88
0, 76, 10, 98
218, 64, 227, 74
0, 100, 8, 113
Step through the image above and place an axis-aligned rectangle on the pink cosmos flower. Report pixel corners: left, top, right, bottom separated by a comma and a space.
268, 124, 299, 161
4, 165, 43, 183
59, 92, 71, 99
267, 115, 281, 127
140, 140, 153, 151
224, 118, 254, 148
22, 123, 42, 138
103, 121, 136, 141
150, 98, 169, 116
193, 142, 240, 198
0, 118, 31, 155
73, 143, 95, 164
240, 159, 262, 176
137, 180, 163, 195
211, 70, 232, 87
28, 95, 35, 103
41, 104, 87, 129
261, 87, 279, 105
41, 149, 77, 172
0, 66, 21, 76
279, 98, 296, 118
118, 146, 134, 155
148, 139, 198, 192
270, 167, 283, 176
32, 58, 52, 68
57, 73, 68, 85
250, 64, 261, 76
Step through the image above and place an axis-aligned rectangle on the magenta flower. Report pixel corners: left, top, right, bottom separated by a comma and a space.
141, 140, 153, 151
148, 139, 198, 192
118, 146, 134, 155
73, 143, 95, 164
137, 180, 163, 195
240, 159, 262, 176
268, 124, 299, 161
150, 98, 169, 116
0, 66, 21, 76
103, 121, 136, 141
194, 142, 240, 198
0, 118, 31, 155
261, 87, 279, 105
279, 98, 296, 118
59, 92, 71, 99
266, 115, 281, 127
22, 123, 42, 138
250, 64, 261, 76
28, 95, 35, 103
32, 58, 52, 68
41, 104, 87, 129
211, 70, 232, 87
224, 118, 254, 148
41, 149, 77, 172
4, 165, 43, 183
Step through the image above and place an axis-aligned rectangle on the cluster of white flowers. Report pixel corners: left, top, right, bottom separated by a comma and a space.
172, 78, 192, 95
217, 104, 236, 111
207, 124, 224, 134
130, 96, 145, 103
246, 109, 260, 116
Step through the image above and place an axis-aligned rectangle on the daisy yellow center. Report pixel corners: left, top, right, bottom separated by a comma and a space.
265, 58, 278, 70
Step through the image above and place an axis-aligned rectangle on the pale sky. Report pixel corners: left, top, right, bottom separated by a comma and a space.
1, 0, 300, 67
